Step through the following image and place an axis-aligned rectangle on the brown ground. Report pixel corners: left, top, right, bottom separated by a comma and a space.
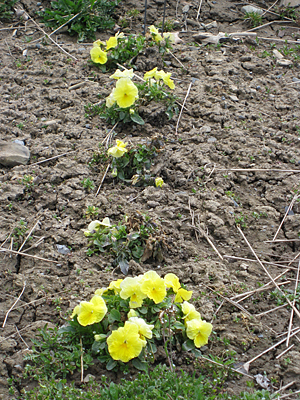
1, 0, 300, 398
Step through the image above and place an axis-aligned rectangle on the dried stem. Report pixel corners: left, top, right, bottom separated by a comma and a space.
2, 281, 26, 328
95, 163, 110, 196
237, 226, 300, 320
273, 194, 298, 241
286, 258, 300, 347
175, 82, 192, 135
0, 248, 61, 263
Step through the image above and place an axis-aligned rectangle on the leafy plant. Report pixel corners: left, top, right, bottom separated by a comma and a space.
39, 0, 120, 42
84, 214, 165, 270
81, 178, 95, 191
244, 11, 263, 27
107, 139, 161, 185
0, 0, 18, 20
84, 205, 99, 219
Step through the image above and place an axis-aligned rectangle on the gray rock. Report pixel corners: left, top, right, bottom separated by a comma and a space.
280, 0, 300, 6
0, 142, 30, 167
207, 137, 217, 143
241, 5, 263, 15
56, 244, 71, 255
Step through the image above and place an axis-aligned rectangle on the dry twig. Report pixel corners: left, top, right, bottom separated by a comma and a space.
0, 248, 61, 263
2, 281, 26, 328
273, 194, 298, 241
175, 82, 192, 135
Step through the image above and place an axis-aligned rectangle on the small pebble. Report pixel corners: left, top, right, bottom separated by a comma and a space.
85, 124, 92, 129
13, 139, 25, 146
56, 245, 71, 255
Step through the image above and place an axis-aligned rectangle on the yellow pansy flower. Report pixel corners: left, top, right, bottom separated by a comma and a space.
186, 318, 213, 348
110, 68, 134, 80
148, 25, 163, 42
162, 72, 175, 89
164, 273, 181, 292
90, 47, 107, 64
144, 67, 158, 81
107, 139, 128, 158
127, 309, 138, 318
128, 317, 154, 341
155, 177, 164, 188
106, 36, 118, 50
141, 270, 166, 304
181, 301, 201, 323
106, 90, 116, 108
108, 279, 123, 294
94, 287, 108, 296
93, 39, 106, 47
113, 77, 138, 108
107, 321, 144, 362
77, 295, 107, 327
120, 276, 147, 308
174, 287, 193, 303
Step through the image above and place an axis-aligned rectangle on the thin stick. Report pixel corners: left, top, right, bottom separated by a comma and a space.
22, 236, 45, 253
235, 280, 290, 304
167, 50, 186, 69
0, 248, 61, 263
29, 150, 77, 166
200, 356, 254, 379
278, 389, 300, 399
243, 328, 300, 371
223, 255, 297, 270
248, 20, 294, 32
273, 194, 298, 241
25, 12, 78, 60
210, 300, 224, 322
255, 303, 288, 317
201, 284, 252, 317
102, 123, 118, 148
176, 82, 192, 135
143, 0, 148, 35
80, 337, 84, 382
261, 0, 280, 17
215, 168, 300, 173
265, 239, 300, 243
189, 222, 223, 260
196, 0, 203, 20
237, 226, 300, 320
286, 258, 300, 347
241, 2, 294, 21
274, 381, 296, 395
257, 36, 300, 44
11, 289, 69, 311
95, 164, 110, 196
276, 344, 294, 359
49, 12, 81, 37
15, 325, 29, 349
19, 220, 40, 253
2, 281, 26, 328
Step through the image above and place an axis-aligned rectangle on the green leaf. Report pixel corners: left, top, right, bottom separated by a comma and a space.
106, 359, 118, 370
139, 307, 148, 314
110, 309, 121, 322
130, 113, 145, 125
132, 358, 148, 372
173, 321, 185, 330
57, 325, 76, 335
182, 339, 195, 351
191, 348, 202, 357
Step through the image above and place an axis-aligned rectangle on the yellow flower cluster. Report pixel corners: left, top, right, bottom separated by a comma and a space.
71, 271, 212, 364
90, 32, 124, 65
143, 67, 175, 90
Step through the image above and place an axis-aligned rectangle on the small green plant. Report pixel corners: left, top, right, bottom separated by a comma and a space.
234, 213, 248, 229
0, 0, 18, 20
84, 213, 165, 271
84, 205, 99, 219
81, 178, 95, 191
39, 0, 120, 42
244, 11, 263, 27
158, 19, 175, 32
17, 122, 24, 130
21, 175, 34, 189
93, 67, 178, 126
12, 220, 29, 248
107, 139, 164, 187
